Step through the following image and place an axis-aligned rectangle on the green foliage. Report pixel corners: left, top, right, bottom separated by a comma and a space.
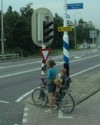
76, 18, 95, 44
52, 13, 63, 49
1, 3, 38, 56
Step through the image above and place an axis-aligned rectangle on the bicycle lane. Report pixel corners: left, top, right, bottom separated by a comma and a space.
22, 66, 100, 125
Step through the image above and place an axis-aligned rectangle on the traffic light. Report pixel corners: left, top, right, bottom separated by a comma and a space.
43, 21, 54, 43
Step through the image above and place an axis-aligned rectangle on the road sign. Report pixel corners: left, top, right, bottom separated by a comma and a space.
58, 26, 72, 32
90, 30, 97, 38
67, 3, 83, 10
32, 8, 54, 47
40, 48, 50, 63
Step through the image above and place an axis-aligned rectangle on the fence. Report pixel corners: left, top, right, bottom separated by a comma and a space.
0, 53, 19, 60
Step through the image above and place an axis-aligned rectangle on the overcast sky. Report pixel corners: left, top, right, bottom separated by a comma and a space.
1, 0, 100, 29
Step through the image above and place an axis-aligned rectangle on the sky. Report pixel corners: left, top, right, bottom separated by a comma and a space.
1, 0, 100, 29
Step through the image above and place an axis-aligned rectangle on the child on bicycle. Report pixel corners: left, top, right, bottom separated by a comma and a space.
55, 69, 71, 95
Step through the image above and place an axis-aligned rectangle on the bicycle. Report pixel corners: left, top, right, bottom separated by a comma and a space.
32, 77, 75, 114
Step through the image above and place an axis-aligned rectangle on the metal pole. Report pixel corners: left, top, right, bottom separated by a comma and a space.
1, 0, 5, 61
41, 45, 46, 77
63, 0, 69, 76
74, 16, 77, 49
74, 12, 82, 49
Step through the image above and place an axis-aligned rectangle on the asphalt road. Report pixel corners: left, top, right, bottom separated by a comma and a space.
0, 49, 100, 125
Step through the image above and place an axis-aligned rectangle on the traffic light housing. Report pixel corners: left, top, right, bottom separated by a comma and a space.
43, 21, 54, 43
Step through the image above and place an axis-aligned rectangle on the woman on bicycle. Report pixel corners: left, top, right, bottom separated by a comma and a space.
45, 60, 57, 113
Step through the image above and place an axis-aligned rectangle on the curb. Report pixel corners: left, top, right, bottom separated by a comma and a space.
76, 87, 100, 105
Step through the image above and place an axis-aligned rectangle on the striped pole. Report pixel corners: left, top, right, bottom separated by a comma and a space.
41, 45, 46, 77
63, 0, 69, 76
41, 60, 45, 76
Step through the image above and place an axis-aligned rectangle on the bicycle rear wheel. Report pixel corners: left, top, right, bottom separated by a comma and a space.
59, 93, 75, 113
32, 88, 48, 108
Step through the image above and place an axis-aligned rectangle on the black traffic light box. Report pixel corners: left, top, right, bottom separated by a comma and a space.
43, 21, 54, 42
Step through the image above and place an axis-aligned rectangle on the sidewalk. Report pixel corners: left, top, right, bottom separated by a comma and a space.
22, 68, 100, 125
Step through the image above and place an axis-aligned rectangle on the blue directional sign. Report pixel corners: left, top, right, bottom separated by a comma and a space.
67, 3, 83, 10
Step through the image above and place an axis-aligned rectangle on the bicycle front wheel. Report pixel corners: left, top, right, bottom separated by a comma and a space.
59, 93, 75, 114
32, 88, 48, 108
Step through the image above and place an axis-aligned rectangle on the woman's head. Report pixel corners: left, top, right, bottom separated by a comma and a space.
46, 60, 56, 68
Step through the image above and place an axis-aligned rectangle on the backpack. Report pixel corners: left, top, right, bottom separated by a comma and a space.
63, 76, 70, 89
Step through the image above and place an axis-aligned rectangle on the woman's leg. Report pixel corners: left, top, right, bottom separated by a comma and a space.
48, 92, 54, 109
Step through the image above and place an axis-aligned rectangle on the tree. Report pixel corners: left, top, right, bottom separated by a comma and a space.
4, 6, 20, 52
18, 3, 38, 56
52, 13, 63, 49
13, 3, 38, 56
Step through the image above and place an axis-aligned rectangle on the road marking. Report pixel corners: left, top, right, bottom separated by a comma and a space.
56, 62, 63, 64
0, 67, 4, 69
58, 109, 73, 119
16, 87, 40, 102
23, 113, 28, 117
0, 61, 41, 69
22, 118, 27, 123
71, 63, 100, 77
71, 54, 100, 63
0, 68, 41, 79
74, 56, 81, 59
0, 100, 9, 104
16, 90, 34, 102
22, 107, 28, 123
24, 108, 29, 111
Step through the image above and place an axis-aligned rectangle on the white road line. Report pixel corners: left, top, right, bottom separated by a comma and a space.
0, 67, 4, 69
58, 109, 73, 119
23, 113, 28, 117
16, 87, 40, 102
71, 63, 100, 77
70, 54, 100, 63
74, 56, 81, 59
22, 107, 29, 123
0, 61, 41, 69
24, 108, 29, 111
0, 100, 9, 104
16, 90, 34, 102
0, 68, 41, 79
22, 118, 27, 123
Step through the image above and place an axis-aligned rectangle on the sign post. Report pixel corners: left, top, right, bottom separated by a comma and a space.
90, 30, 97, 44
67, 3, 83, 49
63, 2, 83, 76
63, 0, 70, 76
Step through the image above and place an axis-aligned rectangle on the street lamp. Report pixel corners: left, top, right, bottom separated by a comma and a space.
1, 0, 5, 61
74, 12, 82, 49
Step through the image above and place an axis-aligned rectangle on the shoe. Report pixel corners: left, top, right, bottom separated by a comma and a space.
53, 105, 58, 110
45, 109, 52, 113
